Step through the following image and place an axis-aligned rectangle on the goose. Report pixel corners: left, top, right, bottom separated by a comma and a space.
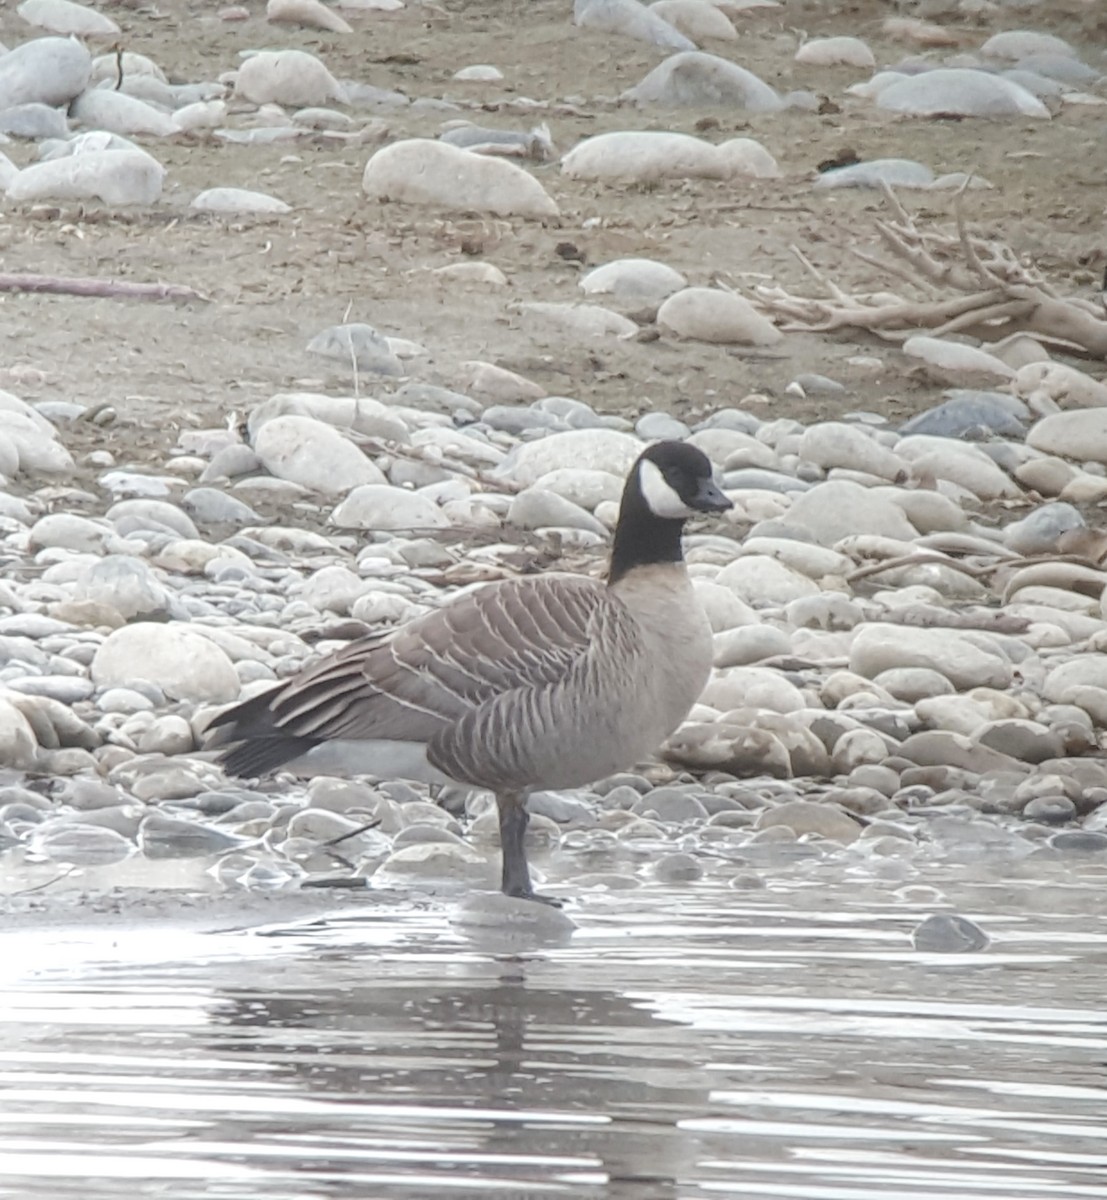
206, 439, 732, 903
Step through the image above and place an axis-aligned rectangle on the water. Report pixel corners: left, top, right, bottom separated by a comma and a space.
1, 870, 1106, 1200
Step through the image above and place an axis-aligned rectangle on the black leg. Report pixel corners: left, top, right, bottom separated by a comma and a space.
497, 793, 561, 907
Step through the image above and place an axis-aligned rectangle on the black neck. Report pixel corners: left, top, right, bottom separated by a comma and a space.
607, 471, 685, 585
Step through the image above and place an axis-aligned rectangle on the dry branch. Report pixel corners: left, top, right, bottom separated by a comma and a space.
755, 186, 1107, 358
0, 273, 207, 303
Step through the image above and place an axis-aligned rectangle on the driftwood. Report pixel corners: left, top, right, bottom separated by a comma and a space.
0, 273, 207, 303
754, 185, 1107, 359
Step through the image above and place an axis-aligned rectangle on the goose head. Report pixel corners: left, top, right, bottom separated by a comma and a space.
609, 441, 732, 582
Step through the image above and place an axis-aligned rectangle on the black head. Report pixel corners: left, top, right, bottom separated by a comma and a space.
634, 440, 733, 518
608, 440, 733, 583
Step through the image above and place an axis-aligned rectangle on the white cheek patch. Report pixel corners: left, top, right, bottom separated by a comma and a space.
638, 460, 696, 519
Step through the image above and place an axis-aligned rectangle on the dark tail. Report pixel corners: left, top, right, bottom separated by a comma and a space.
205, 683, 321, 779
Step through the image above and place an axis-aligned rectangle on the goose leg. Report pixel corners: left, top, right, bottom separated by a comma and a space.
497, 792, 560, 906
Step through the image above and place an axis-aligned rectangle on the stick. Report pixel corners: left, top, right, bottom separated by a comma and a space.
0, 273, 207, 302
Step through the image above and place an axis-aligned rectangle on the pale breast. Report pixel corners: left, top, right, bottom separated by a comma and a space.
611, 564, 714, 741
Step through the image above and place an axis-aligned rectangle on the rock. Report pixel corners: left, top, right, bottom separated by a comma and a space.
78, 556, 172, 620
29, 512, 110, 551
505, 428, 642, 486
715, 555, 820, 604
192, 186, 291, 214
519, 302, 637, 340
1027, 410, 1107, 466
451, 65, 503, 82
701, 666, 806, 712
814, 158, 934, 190
652, 851, 704, 882
1050, 831, 1107, 855
981, 30, 1075, 61
180, 487, 260, 525
875, 69, 1049, 119
631, 786, 709, 822
267, 0, 353, 32
71, 88, 177, 136
333, 484, 449, 530
563, 130, 731, 183
873, 667, 954, 703
902, 336, 1015, 383
784, 479, 918, 545
0, 408, 73, 473
648, 0, 736, 43
253, 415, 386, 494
375, 841, 495, 887
898, 390, 1027, 439
798, 422, 905, 480
573, 0, 695, 52
912, 913, 990, 953
1003, 503, 1084, 555
362, 139, 559, 220
657, 287, 781, 345
795, 36, 874, 68
756, 799, 861, 843
235, 49, 342, 107
1013, 362, 1107, 411
451, 891, 576, 939
0, 36, 91, 110
623, 51, 784, 111
508, 488, 607, 535
1022, 794, 1076, 824
0, 697, 37, 767
31, 821, 133, 865
0, 102, 69, 139
89, 49, 166, 84
138, 812, 243, 858
92, 623, 240, 702
306, 323, 403, 374
7, 149, 164, 205
17, 0, 118, 36
173, 99, 227, 132
533, 468, 624, 510
713, 624, 791, 667
850, 625, 1012, 691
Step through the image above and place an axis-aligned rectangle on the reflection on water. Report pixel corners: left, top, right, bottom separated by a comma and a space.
1, 871, 1106, 1200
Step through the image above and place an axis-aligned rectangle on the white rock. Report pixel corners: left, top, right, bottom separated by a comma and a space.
532, 467, 623, 509
29, 512, 111, 552
253, 415, 386, 494
716, 136, 780, 177
456, 361, 545, 403
1027, 411, 1107, 466
650, 0, 736, 41
17, 0, 118, 36
7, 148, 164, 204
172, 100, 227, 132
235, 49, 343, 107
267, 0, 352, 32
0, 151, 17, 191
785, 479, 919, 545
518, 302, 637, 339
0, 697, 37, 767
657, 287, 781, 345
506, 429, 643, 486
71, 88, 177, 136
453, 64, 503, 82
713, 623, 790, 667
876, 69, 1050, 119
579, 257, 686, 308
306, 323, 403, 374
795, 36, 874, 68
0, 410, 74, 473
77, 556, 171, 620
623, 50, 783, 110
981, 31, 1076, 62
573, 0, 695, 51
1014, 362, 1107, 410
92, 624, 240, 703
563, 130, 727, 182
798, 422, 906, 481
902, 335, 1015, 382
715, 555, 820, 604
191, 186, 291, 214
332, 484, 449, 530
850, 625, 1012, 691
363, 139, 558, 220
431, 261, 507, 287
0, 36, 91, 109
701, 666, 806, 713
814, 158, 934, 190
508, 488, 607, 535
897, 436, 1023, 500
89, 50, 166, 84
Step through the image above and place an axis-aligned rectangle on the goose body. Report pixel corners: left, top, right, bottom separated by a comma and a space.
207, 440, 732, 902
